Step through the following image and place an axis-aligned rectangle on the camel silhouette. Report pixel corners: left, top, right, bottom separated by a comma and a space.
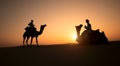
23, 24, 47, 47
76, 19, 108, 44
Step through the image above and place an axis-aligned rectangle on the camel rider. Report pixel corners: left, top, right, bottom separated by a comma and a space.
25, 20, 36, 32
85, 19, 92, 30
28, 20, 34, 28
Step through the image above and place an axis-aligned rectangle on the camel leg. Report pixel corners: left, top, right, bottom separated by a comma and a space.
23, 33, 27, 47
26, 36, 30, 46
36, 37, 38, 46
23, 36, 26, 46
30, 37, 33, 46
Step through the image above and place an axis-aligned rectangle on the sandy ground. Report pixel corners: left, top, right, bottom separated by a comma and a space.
0, 41, 120, 66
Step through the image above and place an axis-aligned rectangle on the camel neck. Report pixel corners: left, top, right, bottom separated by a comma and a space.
38, 26, 45, 35
76, 26, 82, 38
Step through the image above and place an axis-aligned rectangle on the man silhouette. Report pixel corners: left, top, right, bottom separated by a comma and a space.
25, 20, 36, 32
85, 19, 92, 30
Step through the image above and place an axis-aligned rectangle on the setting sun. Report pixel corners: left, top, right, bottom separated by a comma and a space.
72, 34, 77, 41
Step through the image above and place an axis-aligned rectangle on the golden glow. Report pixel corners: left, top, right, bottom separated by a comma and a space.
0, 0, 120, 47
72, 34, 77, 41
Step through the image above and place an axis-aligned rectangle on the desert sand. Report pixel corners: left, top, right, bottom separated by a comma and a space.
0, 41, 120, 66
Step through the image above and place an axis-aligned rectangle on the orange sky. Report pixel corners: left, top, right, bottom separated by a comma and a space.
0, 0, 120, 47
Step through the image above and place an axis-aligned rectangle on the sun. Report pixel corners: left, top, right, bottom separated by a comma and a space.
72, 34, 77, 40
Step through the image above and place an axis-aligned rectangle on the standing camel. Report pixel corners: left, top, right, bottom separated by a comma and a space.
23, 24, 47, 46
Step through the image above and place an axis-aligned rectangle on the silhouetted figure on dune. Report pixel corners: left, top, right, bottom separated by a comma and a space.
75, 19, 108, 44
23, 20, 47, 47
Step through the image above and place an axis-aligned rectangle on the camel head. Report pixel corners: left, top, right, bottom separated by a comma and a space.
76, 24, 83, 33
40, 24, 47, 31
76, 24, 83, 40
38, 24, 47, 35
41, 24, 47, 27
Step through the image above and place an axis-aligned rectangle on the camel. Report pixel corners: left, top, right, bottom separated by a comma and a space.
23, 24, 47, 46
76, 24, 108, 44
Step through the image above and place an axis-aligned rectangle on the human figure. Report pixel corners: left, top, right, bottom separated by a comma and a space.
85, 19, 92, 30
25, 20, 36, 32
28, 20, 34, 27
28, 20, 36, 31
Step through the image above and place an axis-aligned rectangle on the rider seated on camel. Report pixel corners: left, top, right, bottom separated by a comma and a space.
85, 19, 92, 31
25, 20, 36, 32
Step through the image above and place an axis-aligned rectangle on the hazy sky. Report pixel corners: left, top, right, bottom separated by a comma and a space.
0, 0, 120, 47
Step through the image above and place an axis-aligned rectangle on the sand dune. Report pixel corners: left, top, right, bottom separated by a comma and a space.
0, 41, 120, 66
